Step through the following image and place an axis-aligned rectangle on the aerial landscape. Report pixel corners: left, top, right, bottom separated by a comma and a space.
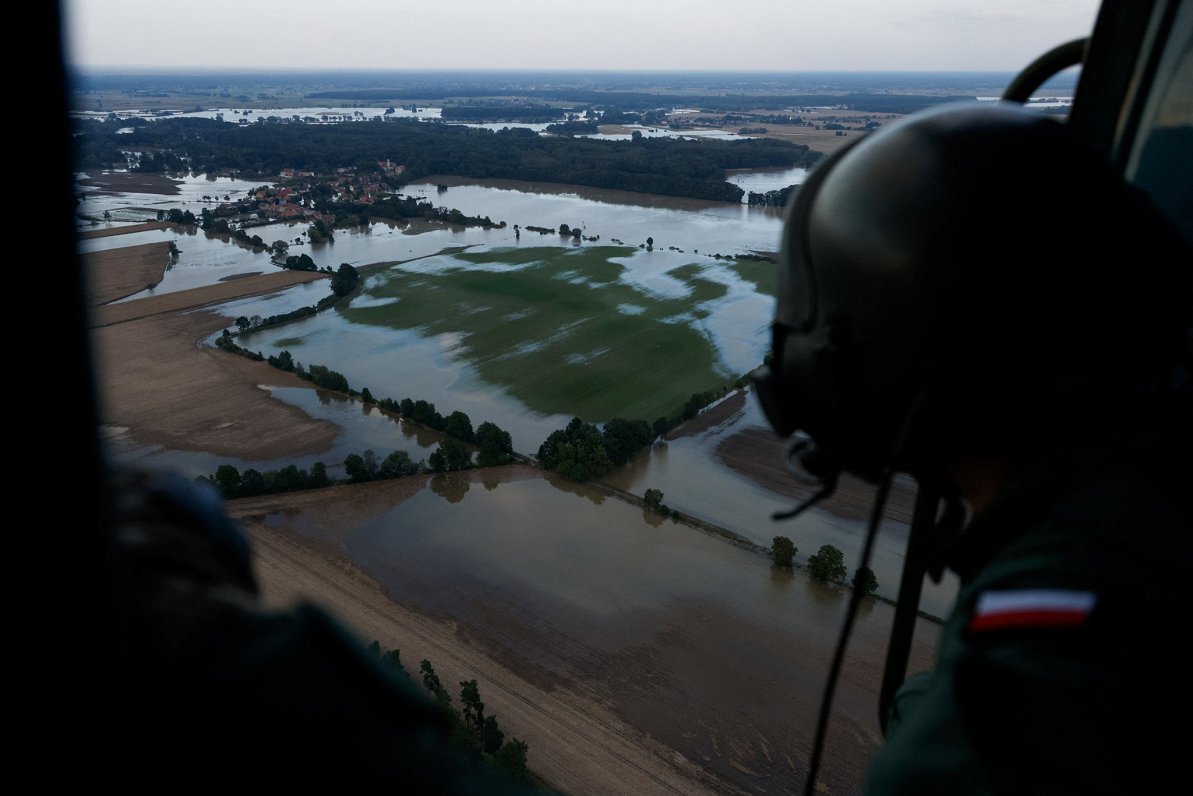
64, 0, 1102, 793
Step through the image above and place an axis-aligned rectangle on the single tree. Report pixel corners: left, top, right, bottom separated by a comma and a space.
419, 660, 451, 709
480, 714, 505, 755
772, 535, 796, 568
444, 410, 474, 442
808, 544, 847, 583
459, 679, 485, 730
379, 449, 418, 478
380, 648, 409, 679
853, 566, 879, 595
330, 262, 359, 296
212, 464, 241, 498
494, 739, 529, 781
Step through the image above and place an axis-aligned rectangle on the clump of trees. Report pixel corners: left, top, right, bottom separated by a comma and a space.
329, 262, 360, 296
808, 544, 848, 583
747, 184, 799, 207
537, 416, 653, 482
307, 218, 335, 244
769, 537, 879, 593
642, 488, 680, 521
156, 207, 197, 225
772, 535, 796, 568
537, 378, 755, 483
345, 449, 421, 482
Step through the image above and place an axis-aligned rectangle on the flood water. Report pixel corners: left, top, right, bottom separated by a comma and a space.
83, 167, 956, 616
268, 465, 945, 794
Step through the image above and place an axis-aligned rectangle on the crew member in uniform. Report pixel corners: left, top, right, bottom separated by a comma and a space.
752, 101, 1193, 794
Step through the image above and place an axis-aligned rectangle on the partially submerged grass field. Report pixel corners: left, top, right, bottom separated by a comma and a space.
341, 245, 751, 423
728, 259, 778, 297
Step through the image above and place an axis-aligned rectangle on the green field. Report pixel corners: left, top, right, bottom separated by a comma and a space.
341, 245, 742, 422
728, 259, 778, 297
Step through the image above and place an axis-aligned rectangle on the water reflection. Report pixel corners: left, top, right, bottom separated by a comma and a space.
430, 473, 471, 504
257, 466, 941, 793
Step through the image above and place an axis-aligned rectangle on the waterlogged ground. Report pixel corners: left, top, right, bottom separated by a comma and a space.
86, 169, 956, 793
265, 466, 942, 795
80, 172, 959, 613
340, 245, 753, 422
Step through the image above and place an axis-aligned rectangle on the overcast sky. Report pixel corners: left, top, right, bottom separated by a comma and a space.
62, 0, 1104, 73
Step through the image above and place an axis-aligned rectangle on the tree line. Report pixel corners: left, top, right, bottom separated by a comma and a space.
368, 643, 532, 785
72, 115, 818, 203
306, 87, 974, 116
206, 332, 518, 498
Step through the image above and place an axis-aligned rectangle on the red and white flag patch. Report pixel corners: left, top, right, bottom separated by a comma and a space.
969, 588, 1097, 632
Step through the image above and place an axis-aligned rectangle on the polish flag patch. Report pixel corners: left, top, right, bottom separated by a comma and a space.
969, 588, 1097, 632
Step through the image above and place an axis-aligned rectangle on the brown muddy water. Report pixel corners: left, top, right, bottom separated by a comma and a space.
266, 465, 942, 795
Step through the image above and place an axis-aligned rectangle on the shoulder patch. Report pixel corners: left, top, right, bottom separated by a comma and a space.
969, 588, 1097, 632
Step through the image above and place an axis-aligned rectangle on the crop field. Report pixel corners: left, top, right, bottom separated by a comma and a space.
340, 245, 755, 423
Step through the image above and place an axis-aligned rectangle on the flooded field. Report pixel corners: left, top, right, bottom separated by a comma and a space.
253, 464, 944, 795
80, 168, 960, 612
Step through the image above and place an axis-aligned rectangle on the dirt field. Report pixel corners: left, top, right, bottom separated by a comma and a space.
78, 220, 173, 239
604, 109, 901, 156
91, 226, 938, 794
88, 227, 337, 460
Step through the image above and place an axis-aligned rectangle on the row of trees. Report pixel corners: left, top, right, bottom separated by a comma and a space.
334, 193, 504, 231
369, 644, 531, 783
771, 535, 879, 593
203, 425, 504, 500
304, 368, 508, 464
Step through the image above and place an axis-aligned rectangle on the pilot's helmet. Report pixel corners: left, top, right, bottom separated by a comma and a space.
753, 101, 1192, 484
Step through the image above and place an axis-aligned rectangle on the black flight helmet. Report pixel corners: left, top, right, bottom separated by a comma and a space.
753, 101, 1192, 486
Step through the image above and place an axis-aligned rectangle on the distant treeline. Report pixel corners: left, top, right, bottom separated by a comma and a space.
439, 105, 566, 122
72, 115, 818, 203
308, 88, 974, 115
72, 69, 1051, 96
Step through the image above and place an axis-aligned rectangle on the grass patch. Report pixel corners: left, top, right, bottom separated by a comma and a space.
668, 264, 730, 303
341, 246, 733, 421
729, 259, 778, 297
